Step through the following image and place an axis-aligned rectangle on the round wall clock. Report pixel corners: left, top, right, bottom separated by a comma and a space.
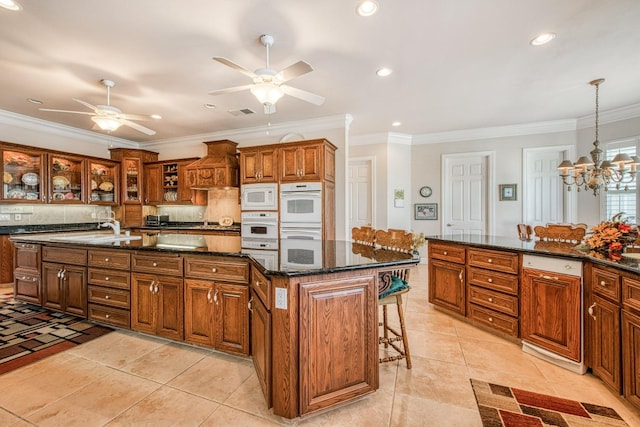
419, 186, 432, 197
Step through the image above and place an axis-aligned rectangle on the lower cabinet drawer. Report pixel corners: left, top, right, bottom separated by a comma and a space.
468, 285, 518, 316
184, 256, 249, 283
132, 253, 183, 276
88, 303, 130, 328
467, 303, 518, 337
467, 267, 518, 295
88, 268, 130, 289
88, 285, 130, 309
13, 270, 40, 304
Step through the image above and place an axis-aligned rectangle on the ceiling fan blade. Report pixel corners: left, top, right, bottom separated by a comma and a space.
276, 61, 313, 82
39, 108, 95, 115
213, 57, 257, 79
118, 113, 150, 121
72, 98, 99, 112
280, 85, 325, 106
208, 84, 254, 96
119, 119, 156, 135
263, 103, 276, 115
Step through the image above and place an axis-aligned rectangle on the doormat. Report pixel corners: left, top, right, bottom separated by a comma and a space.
470, 378, 629, 427
0, 298, 112, 375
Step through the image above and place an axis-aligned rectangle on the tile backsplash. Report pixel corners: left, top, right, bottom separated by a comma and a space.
157, 187, 240, 223
0, 204, 112, 226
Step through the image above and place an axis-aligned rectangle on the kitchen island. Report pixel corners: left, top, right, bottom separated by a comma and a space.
426, 234, 640, 412
9, 231, 418, 419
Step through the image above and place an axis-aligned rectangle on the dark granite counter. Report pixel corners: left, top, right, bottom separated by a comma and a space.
134, 221, 240, 233
427, 234, 640, 274
0, 222, 100, 235
10, 232, 418, 277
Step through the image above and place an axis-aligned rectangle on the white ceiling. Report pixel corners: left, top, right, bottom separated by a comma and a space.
1, 0, 640, 144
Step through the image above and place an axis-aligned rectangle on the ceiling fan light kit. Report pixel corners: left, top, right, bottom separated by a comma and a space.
209, 34, 324, 114
356, 0, 378, 16
91, 115, 121, 132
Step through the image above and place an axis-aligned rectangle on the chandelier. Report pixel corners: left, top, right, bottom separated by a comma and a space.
558, 78, 640, 196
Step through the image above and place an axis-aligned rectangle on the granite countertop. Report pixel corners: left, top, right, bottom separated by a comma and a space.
135, 222, 240, 233
427, 234, 640, 274
0, 222, 100, 235
10, 232, 418, 277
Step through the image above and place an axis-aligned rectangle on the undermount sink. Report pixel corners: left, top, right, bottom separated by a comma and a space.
50, 232, 142, 244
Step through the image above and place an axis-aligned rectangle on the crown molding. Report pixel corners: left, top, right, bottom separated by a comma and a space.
0, 109, 137, 148
144, 114, 351, 150
411, 119, 577, 145
576, 102, 640, 129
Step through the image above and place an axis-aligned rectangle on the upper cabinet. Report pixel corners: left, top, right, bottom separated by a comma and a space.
144, 159, 207, 205
109, 148, 159, 205
1, 146, 46, 203
87, 159, 119, 205
238, 139, 336, 185
239, 146, 278, 184
47, 154, 85, 204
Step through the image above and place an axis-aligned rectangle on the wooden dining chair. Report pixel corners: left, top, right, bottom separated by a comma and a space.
533, 223, 586, 243
351, 226, 376, 246
374, 229, 414, 369
517, 224, 533, 240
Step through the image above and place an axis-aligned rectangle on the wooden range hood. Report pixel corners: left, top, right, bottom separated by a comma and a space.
185, 140, 239, 189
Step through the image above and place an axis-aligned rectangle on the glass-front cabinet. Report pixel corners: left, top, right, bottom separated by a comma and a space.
123, 158, 142, 203
88, 160, 119, 205
1, 148, 45, 203
47, 155, 84, 203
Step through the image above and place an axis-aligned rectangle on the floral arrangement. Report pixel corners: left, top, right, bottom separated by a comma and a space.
584, 214, 638, 260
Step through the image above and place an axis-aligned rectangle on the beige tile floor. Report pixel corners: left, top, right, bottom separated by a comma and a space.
1, 264, 640, 426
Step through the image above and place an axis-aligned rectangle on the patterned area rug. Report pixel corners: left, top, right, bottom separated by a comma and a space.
470, 378, 629, 427
0, 297, 112, 375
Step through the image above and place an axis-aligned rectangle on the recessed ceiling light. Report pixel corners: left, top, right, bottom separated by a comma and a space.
530, 32, 556, 46
150, 114, 162, 120
391, 121, 401, 127
356, 0, 378, 17
376, 67, 392, 77
204, 103, 216, 109
27, 98, 43, 105
0, 0, 21, 11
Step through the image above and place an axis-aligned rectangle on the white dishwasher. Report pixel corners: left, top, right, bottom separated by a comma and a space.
521, 254, 586, 374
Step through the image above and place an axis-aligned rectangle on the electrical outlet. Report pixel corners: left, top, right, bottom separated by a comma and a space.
14, 213, 21, 221
275, 288, 287, 310
91, 212, 97, 219
0, 214, 10, 221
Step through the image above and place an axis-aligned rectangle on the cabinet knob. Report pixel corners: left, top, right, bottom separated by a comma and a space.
255, 280, 262, 287
211, 267, 217, 273
152, 262, 158, 267
105, 295, 110, 299
104, 257, 110, 262
105, 314, 110, 319
487, 278, 493, 283
443, 251, 448, 255
600, 280, 606, 286
488, 297, 493, 303
487, 258, 493, 263
105, 276, 110, 281
488, 317, 493, 322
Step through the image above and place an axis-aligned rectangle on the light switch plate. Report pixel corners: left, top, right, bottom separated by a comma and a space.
0, 214, 10, 221
275, 288, 287, 310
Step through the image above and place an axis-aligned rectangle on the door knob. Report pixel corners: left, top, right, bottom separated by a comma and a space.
446, 223, 453, 227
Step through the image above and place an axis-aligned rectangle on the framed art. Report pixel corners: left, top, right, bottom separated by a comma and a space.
499, 184, 517, 201
415, 203, 438, 220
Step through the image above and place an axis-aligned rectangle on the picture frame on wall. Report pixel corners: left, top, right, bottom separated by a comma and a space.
415, 203, 438, 220
499, 184, 517, 201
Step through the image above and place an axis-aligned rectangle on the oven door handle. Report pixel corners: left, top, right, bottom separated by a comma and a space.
280, 192, 322, 198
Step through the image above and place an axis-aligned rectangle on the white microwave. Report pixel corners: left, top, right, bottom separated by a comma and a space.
241, 183, 278, 211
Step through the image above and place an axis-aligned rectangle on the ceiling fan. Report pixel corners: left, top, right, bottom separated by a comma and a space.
208, 34, 325, 114
40, 79, 156, 135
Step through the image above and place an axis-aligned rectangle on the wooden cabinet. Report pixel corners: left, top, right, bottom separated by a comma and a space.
87, 159, 119, 205
589, 294, 621, 392
144, 159, 207, 205
521, 268, 581, 361
428, 242, 466, 315
131, 272, 184, 340
622, 309, 640, 408
184, 255, 250, 355
47, 154, 85, 204
1, 235, 14, 284
87, 249, 131, 328
41, 246, 87, 316
251, 289, 271, 407
1, 146, 45, 203
466, 248, 519, 337
13, 242, 41, 303
280, 141, 323, 182
298, 275, 378, 415
239, 146, 278, 184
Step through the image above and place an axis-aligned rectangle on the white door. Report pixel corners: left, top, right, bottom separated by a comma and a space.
348, 159, 373, 228
442, 154, 490, 236
523, 147, 572, 227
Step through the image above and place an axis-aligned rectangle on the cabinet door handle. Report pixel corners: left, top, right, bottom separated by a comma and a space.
588, 302, 597, 320
458, 271, 463, 281
539, 273, 558, 281
248, 296, 253, 312
213, 289, 219, 304
154, 284, 159, 294
149, 281, 155, 293
207, 288, 213, 303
